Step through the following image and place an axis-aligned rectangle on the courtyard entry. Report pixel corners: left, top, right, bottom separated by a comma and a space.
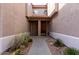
29, 21, 49, 36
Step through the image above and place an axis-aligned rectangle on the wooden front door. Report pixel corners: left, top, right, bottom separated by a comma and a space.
30, 21, 38, 36
41, 21, 46, 36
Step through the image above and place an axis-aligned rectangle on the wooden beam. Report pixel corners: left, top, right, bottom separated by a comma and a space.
32, 5, 47, 9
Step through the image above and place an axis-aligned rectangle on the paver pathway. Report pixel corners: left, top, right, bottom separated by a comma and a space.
28, 36, 51, 55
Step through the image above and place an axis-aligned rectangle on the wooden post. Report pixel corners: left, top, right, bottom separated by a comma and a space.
38, 20, 41, 36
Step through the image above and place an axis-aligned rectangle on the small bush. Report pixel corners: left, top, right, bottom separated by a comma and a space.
64, 48, 79, 55
20, 33, 29, 47
26, 36, 32, 42
53, 39, 65, 47
28, 39, 32, 42
20, 45, 25, 49
13, 49, 21, 55
8, 33, 32, 53
28, 38, 32, 42
8, 33, 29, 52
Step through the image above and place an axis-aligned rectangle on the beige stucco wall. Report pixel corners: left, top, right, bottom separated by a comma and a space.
0, 4, 2, 37
0, 3, 29, 37
26, 3, 32, 16
50, 3, 79, 37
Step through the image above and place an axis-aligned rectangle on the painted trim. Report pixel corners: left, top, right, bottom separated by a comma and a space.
49, 32, 79, 49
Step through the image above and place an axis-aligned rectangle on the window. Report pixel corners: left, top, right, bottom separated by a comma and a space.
33, 9, 47, 15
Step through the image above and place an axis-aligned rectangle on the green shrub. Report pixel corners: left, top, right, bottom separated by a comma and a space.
28, 38, 32, 42
13, 49, 21, 55
20, 33, 29, 47
64, 48, 79, 55
25, 35, 32, 42
8, 33, 32, 52
28, 37, 32, 42
53, 39, 65, 47
20, 45, 26, 49
9, 33, 28, 51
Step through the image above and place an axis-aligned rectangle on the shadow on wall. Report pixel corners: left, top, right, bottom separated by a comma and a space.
50, 3, 67, 21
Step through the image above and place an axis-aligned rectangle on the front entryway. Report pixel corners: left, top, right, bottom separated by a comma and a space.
28, 36, 51, 55
29, 21, 49, 36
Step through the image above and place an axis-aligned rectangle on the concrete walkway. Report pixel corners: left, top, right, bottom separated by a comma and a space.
28, 36, 51, 55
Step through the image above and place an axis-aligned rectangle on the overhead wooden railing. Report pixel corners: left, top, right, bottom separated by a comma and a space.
32, 5, 47, 9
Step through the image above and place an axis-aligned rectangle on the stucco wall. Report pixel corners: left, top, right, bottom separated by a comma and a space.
0, 4, 2, 37
0, 3, 29, 37
50, 3, 79, 37
48, 3, 55, 16
26, 3, 32, 16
